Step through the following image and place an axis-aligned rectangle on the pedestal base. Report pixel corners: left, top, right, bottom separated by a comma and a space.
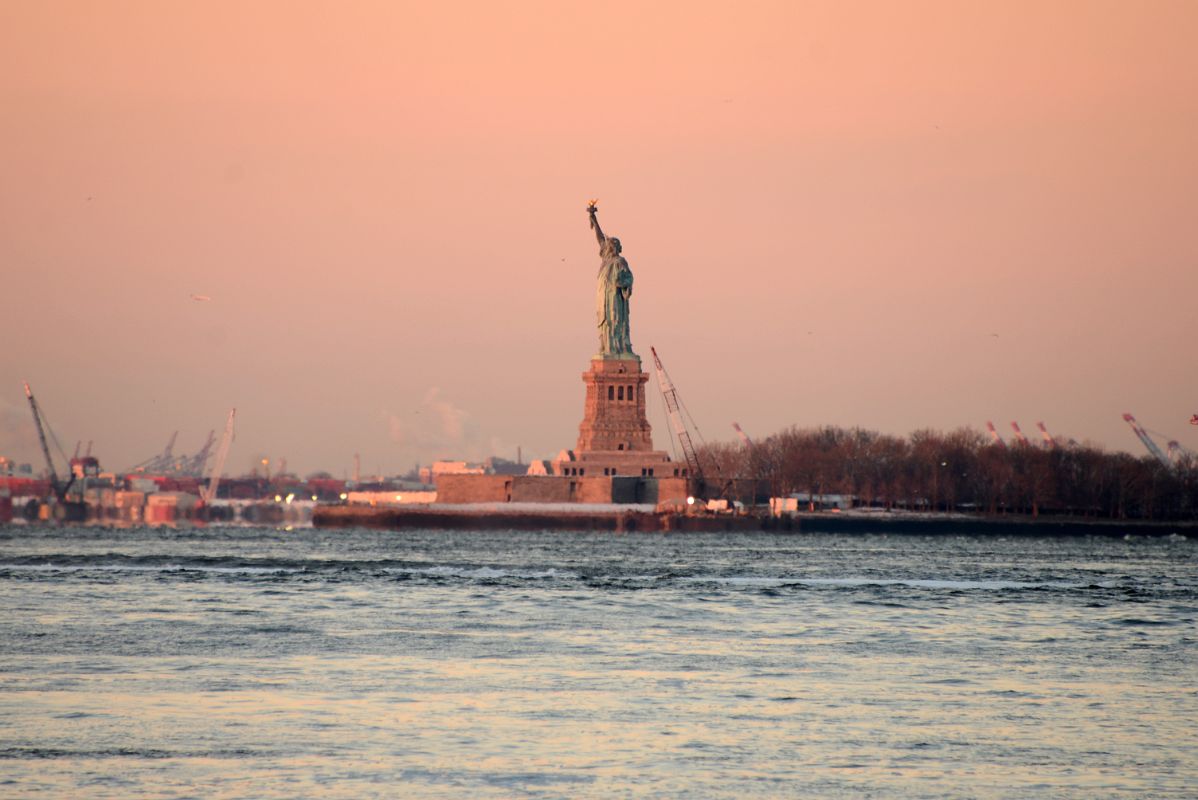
576, 357, 654, 452
540, 356, 690, 480
563, 449, 690, 479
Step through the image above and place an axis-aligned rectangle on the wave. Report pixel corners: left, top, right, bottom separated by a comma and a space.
677, 576, 1119, 591
0, 556, 1189, 596
0, 562, 304, 575
0, 746, 271, 760
382, 565, 579, 580
0, 556, 578, 581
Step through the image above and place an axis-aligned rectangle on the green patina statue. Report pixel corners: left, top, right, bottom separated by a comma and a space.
587, 201, 635, 359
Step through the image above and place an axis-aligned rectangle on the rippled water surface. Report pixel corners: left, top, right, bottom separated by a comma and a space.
1, 524, 1195, 798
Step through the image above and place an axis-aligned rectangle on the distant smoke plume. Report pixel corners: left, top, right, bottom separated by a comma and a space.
386, 387, 507, 464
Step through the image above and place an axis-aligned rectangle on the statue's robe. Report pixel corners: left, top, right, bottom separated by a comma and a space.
596, 254, 633, 357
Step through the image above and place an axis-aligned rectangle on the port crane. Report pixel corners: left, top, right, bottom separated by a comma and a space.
130, 429, 219, 477
1009, 422, 1032, 447
1036, 422, 1058, 450
182, 430, 216, 476
985, 421, 1006, 449
154, 430, 178, 470
200, 409, 236, 505
731, 422, 754, 449
23, 381, 75, 503
649, 346, 703, 482
131, 431, 179, 472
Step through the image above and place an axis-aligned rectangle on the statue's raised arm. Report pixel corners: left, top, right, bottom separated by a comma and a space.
587, 200, 606, 249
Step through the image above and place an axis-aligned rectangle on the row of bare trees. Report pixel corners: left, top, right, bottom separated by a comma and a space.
698, 426, 1198, 520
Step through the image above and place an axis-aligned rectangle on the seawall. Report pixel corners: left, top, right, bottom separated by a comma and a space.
783, 513, 1198, 537
313, 505, 759, 532
313, 505, 1198, 537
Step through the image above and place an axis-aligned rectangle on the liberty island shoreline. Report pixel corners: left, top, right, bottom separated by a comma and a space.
313, 503, 1198, 537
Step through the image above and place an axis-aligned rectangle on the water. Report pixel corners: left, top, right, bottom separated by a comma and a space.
1, 524, 1195, 798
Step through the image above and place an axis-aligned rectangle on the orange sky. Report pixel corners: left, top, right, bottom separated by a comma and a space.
2, 1, 1196, 476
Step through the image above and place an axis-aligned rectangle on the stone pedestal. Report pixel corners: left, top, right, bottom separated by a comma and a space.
577, 357, 653, 452
546, 356, 687, 481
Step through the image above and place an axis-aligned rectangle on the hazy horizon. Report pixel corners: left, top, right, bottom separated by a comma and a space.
3, 1, 1196, 477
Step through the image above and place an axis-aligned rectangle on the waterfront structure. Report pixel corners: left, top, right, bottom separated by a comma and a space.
432, 203, 689, 506
544, 203, 684, 482
418, 460, 486, 484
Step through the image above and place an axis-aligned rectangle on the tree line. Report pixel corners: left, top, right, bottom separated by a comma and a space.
697, 426, 1198, 521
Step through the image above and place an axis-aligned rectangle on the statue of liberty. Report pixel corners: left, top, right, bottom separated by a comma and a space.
587, 201, 635, 358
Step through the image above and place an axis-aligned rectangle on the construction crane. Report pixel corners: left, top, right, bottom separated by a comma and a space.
732, 422, 754, 449
1036, 422, 1058, 450
1009, 422, 1031, 447
200, 409, 236, 505
23, 381, 75, 502
985, 421, 1006, 449
1122, 413, 1171, 467
649, 346, 703, 481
